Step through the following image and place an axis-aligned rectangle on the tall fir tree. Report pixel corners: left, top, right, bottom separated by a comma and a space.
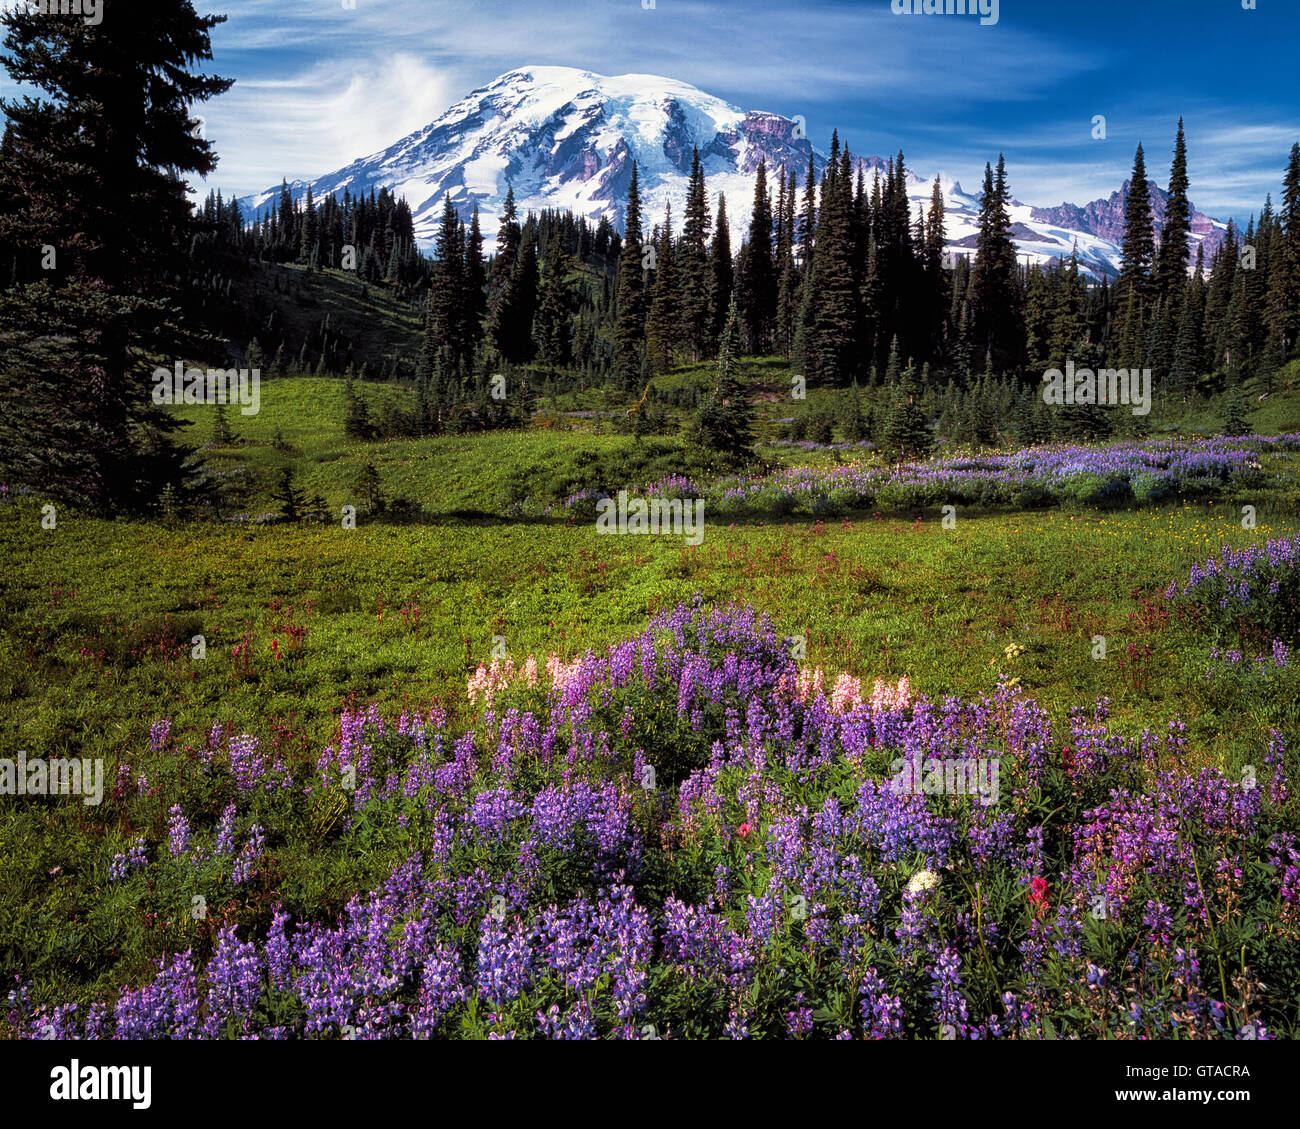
1265, 144, 1300, 364
968, 155, 1025, 376
922, 175, 949, 363
690, 296, 753, 466
739, 159, 777, 353
811, 145, 859, 385
533, 234, 575, 373
709, 192, 734, 352
490, 185, 520, 293
679, 148, 713, 361
427, 196, 467, 381
1116, 143, 1156, 366
1155, 118, 1191, 306
464, 204, 487, 359
300, 185, 318, 264
614, 162, 648, 390
491, 232, 538, 366
0, 2, 233, 511
775, 167, 800, 359
646, 204, 680, 374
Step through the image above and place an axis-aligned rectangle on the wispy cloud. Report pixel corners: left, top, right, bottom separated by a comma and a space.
201, 54, 462, 191
194, 0, 1107, 198
1, 0, 1294, 221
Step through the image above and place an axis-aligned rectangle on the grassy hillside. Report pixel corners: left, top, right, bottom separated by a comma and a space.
225, 261, 425, 374
175, 379, 697, 517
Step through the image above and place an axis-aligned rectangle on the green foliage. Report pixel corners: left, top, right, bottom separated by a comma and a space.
211, 403, 234, 446
1223, 381, 1253, 436
688, 298, 755, 467
343, 373, 374, 440
271, 467, 305, 522
882, 370, 931, 460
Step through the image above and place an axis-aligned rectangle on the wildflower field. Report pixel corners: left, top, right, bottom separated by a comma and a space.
3, 427, 1299, 1041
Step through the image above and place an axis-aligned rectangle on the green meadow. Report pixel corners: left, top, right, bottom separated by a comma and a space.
4, 373, 1300, 1019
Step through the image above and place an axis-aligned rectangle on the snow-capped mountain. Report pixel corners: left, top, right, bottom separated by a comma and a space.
236, 65, 1227, 280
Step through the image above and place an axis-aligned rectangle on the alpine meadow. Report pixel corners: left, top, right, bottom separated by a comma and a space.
2, 0, 1300, 1087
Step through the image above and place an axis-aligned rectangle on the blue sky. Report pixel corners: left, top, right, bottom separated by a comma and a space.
4, 0, 1298, 223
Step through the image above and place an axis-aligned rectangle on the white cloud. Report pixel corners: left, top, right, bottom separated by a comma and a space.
200, 54, 464, 196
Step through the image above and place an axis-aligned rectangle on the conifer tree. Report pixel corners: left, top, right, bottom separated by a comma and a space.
775, 168, 800, 359
614, 163, 648, 389
211, 403, 233, 446
1170, 277, 1204, 402
884, 334, 902, 385
854, 230, 880, 361
272, 467, 305, 522
1012, 389, 1042, 448
300, 185, 318, 264
739, 160, 776, 353
1116, 143, 1156, 365
646, 204, 680, 374
1155, 119, 1191, 306
968, 155, 1024, 376
970, 361, 999, 447
533, 236, 575, 373
812, 146, 859, 386
491, 235, 538, 365
1204, 223, 1239, 374
464, 205, 487, 359
0, 2, 232, 511
679, 148, 713, 361
1266, 144, 1300, 363
1222, 380, 1252, 436
427, 197, 467, 379
490, 186, 521, 294
882, 365, 931, 460
1025, 266, 1054, 372
922, 175, 949, 357
841, 381, 866, 441
690, 296, 753, 465
344, 372, 372, 440
356, 462, 384, 513
709, 193, 734, 354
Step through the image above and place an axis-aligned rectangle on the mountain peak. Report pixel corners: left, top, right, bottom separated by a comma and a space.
237, 68, 1227, 280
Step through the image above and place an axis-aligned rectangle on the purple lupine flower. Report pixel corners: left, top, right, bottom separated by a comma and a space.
231, 825, 265, 885
149, 719, 172, 752
109, 838, 148, 881
1142, 899, 1174, 946
929, 946, 970, 1034
167, 804, 190, 857
860, 967, 903, 1039
215, 803, 237, 856
202, 925, 263, 1037
785, 993, 814, 1038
